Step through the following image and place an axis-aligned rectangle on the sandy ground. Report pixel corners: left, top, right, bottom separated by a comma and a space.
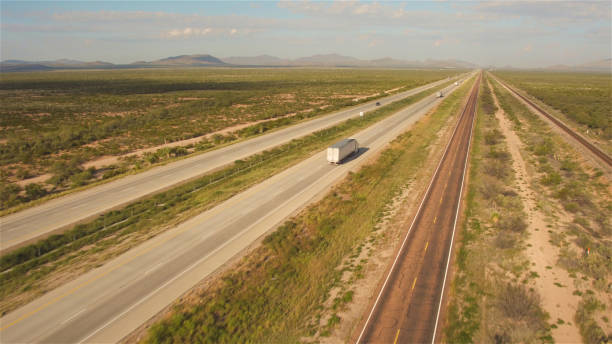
490, 81, 582, 342
15, 174, 52, 187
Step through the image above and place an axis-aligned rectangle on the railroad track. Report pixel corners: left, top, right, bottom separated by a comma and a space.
355, 73, 481, 344
491, 74, 612, 168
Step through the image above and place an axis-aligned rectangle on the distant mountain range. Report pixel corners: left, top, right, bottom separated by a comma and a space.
543, 58, 611, 72
1, 53, 478, 72
150, 54, 226, 66
222, 53, 479, 69
2, 53, 609, 72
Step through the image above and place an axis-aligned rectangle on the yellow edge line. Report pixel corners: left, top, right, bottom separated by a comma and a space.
411, 277, 417, 291
425, 241, 429, 252
394, 328, 401, 344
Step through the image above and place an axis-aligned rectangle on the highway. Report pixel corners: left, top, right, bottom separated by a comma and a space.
0, 74, 475, 344
0, 75, 462, 253
356, 73, 480, 343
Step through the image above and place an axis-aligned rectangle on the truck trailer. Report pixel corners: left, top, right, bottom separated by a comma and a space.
327, 139, 359, 164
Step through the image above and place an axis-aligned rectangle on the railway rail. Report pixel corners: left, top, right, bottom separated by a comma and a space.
355, 73, 481, 343
491, 74, 612, 168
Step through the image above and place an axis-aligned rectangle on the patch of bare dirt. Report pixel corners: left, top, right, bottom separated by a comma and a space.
384, 87, 403, 94
178, 97, 207, 101
82, 138, 112, 149
276, 93, 295, 101
490, 81, 581, 342
15, 174, 52, 187
352, 93, 380, 102
101, 111, 132, 117
23, 113, 50, 118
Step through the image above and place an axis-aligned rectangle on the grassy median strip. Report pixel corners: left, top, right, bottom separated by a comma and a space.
490, 77, 611, 344
445, 74, 551, 343
138, 77, 476, 343
0, 79, 457, 316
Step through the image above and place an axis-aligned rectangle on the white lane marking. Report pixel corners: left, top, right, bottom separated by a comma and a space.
144, 262, 164, 276
77, 166, 339, 344
60, 308, 87, 325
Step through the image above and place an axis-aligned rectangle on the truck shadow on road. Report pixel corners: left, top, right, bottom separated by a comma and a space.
341, 147, 369, 164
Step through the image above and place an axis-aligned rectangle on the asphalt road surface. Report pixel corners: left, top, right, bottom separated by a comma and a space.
0, 75, 475, 344
356, 73, 481, 344
0, 75, 462, 252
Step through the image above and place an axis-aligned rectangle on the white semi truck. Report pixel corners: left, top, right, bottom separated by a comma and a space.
327, 139, 359, 164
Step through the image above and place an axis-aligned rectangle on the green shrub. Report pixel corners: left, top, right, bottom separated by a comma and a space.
25, 183, 47, 200
541, 172, 562, 186
484, 129, 503, 145
533, 138, 554, 156
497, 214, 527, 233
498, 283, 542, 320
0, 183, 22, 208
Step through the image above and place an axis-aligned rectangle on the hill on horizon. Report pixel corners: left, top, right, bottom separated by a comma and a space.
3, 53, 609, 72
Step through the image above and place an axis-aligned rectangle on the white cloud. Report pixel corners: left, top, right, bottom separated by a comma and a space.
163, 27, 251, 39
473, 1, 611, 24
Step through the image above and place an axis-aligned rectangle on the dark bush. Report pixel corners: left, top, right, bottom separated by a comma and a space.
498, 283, 541, 320
497, 214, 527, 233
25, 183, 47, 200
533, 138, 554, 156
484, 129, 503, 145
0, 183, 22, 208
494, 231, 516, 249
480, 177, 505, 200
484, 160, 509, 179
487, 148, 511, 161
541, 172, 562, 186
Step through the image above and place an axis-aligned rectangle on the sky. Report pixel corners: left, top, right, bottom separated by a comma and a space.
1, 1, 610, 68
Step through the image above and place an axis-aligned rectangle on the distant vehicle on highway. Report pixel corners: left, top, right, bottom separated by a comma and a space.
436, 91, 444, 98
375, 102, 381, 106
454, 81, 459, 86
327, 139, 359, 164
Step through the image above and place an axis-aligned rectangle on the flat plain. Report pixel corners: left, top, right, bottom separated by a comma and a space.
0, 68, 455, 210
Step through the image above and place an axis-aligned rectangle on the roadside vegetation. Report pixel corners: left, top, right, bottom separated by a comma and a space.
0, 79, 457, 316
138, 75, 477, 344
489, 76, 611, 343
0, 68, 457, 212
492, 70, 612, 152
445, 74, 552, 343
